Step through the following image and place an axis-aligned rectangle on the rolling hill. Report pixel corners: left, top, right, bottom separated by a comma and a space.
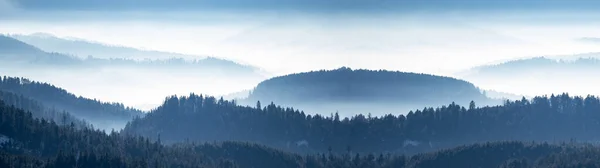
242, 67, 496, 116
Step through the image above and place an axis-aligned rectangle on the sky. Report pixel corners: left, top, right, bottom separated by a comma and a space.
2, 1, 600, 76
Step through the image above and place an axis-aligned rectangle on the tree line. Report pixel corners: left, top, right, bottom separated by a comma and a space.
125, 93, 600, 154
0, 76, 142, 123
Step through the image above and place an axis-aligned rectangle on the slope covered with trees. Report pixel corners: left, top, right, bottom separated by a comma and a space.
244, 67, 494, 116
0, 76, 142, 130
124, 92, 600, 154
0, 100, 317, 168
0, 90, 89, 128
3, 99, 600, 168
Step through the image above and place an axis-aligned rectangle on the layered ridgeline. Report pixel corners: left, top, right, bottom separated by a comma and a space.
0, 34, 81, 66
242, 67, 495, 116
124, 93, 600, 154
1, 100, 600, 168
10, 32, 199, 60
11, 32, 262, 75
460, 55, 600, 97
0, 34, 266, 110
0, 34, 261, 76
0, 76, 141, 130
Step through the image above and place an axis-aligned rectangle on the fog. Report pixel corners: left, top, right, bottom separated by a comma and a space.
3, 10, 600, 76
0, 65, 264, 111
237, 100, 502, 118
2, 6, 600, 112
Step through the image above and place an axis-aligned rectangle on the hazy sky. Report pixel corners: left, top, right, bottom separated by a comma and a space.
2, 1, 600, 76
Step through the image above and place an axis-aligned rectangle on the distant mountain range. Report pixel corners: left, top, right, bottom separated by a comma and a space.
0, 35, 82, 66
0, 34, 267, 111
242, 67, 497, 116
10, 33, 202, 60
459, 55, 600, 97
0, 34, 263, 75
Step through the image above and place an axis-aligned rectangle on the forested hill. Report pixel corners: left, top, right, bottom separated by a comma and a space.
124, 93, 600, 154
243, 67, 494, 116
0, 76, 142, 130
0, 90, 89, 128
3, 99, 600, 168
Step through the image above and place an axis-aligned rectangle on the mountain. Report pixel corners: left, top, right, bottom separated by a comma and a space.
0, 35, 266, 110
242, 67, 495, 116
8, 33, 268, 76
124, 92, 600, 155
10, 33, 202, 60
3, 100, 600, 167
459, 56, 600, 97
0, 76, 142, 130
0, 35, 81, 66
1, 34, 262, 75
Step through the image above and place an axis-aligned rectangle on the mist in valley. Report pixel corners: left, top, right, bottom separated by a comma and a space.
3, 1, 600, 167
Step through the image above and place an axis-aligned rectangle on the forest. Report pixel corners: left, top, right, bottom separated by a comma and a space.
0, 76, 142, 130
2, 100, 600, 168
2, 72, 600, 167
124, 92, 600, 154
0, 90, 89, 128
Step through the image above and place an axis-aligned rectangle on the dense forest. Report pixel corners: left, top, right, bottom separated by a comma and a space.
124, 92, 600, 154
0, 76, 142, 130
243, 67, 495, 116
2, 100, 600, 167
0, 90, 89, 128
